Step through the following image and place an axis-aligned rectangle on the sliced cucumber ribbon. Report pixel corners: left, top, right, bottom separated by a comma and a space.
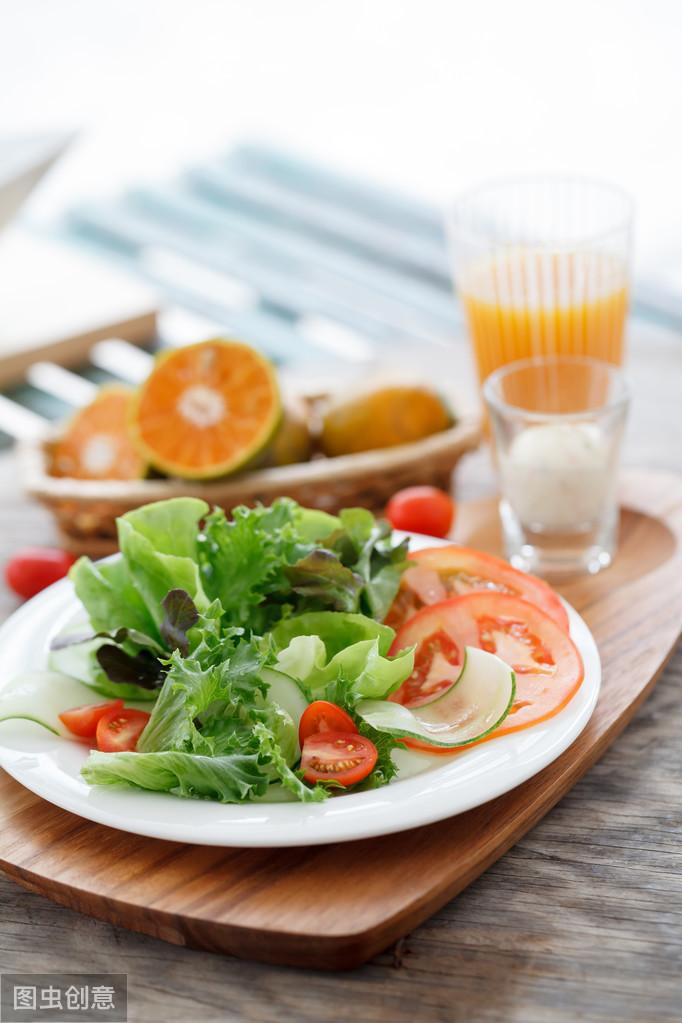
356, 646, 515, 748
0, 671, 101, 738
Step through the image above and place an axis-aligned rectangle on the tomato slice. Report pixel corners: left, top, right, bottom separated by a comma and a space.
96, 707, 151, 752
390, 592, 583, 745
300, 731, 378, 787
298, 700, 357, 746
393, 629, 461, 708
59, 699, 124, 739
385, 545, 569, 632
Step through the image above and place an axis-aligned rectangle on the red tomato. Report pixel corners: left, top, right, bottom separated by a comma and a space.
392, 629, 461, 708
96, 707, 151, 753
385, 545, 569, 632
391, 593, 583, 745
59, 699, 124, 739
5, 547, 76, 601
301, 731, 378, 787
298, 700, 357, 746
385, 487, 455, 539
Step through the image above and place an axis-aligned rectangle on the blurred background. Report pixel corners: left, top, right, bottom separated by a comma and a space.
4, 0, 682, 270
0, 0, 681, 556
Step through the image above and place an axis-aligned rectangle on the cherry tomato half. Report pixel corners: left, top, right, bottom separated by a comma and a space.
96, 707, 151, 753
385, 545, 569, 632
300, 731, 378, 787
298, 700, 357, 747
59, 699, 124, 739
391, 592, 583, 746
386, 486, 455, 539
5, 547, 76, 601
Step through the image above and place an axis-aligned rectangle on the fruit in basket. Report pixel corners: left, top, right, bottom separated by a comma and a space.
50, 386, 146, 480
260, 396, 313, 467
130, 339, 281, 479
320, 385, 452, 457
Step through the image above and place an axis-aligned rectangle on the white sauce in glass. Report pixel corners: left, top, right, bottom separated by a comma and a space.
501, 422, 612, 531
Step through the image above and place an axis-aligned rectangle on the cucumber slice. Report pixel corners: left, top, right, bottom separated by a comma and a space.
262, 668, 308, 726
355, 647, 515, 748
0, 671, 102, 737
262, 666, 309, 759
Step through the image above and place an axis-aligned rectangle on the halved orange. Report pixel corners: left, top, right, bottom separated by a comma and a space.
50, 386, 146, 480
130, 339, 281, 479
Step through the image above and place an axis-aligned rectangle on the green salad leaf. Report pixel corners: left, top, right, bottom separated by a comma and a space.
253, 723, 326, 803
354, 721, 405, 790
271, 610, 395, 658
70, 557, 159, 639
323, 508, 409, 620
137, 637, 265, 754
95, 644, 167, 690
160, 589, 199, 656
284, 549, 362, 612
48, 634, 160, 702
271, 611, 414, 704
81, 748, 269, 802
197, 498, 406, 634
117, 498, 209, 628
197, 500, 307, 630
46, 495, 417, 804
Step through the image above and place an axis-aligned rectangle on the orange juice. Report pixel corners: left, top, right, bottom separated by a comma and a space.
460, 251, 629, 387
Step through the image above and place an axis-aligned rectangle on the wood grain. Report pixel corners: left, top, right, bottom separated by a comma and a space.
0, 468, 679, 973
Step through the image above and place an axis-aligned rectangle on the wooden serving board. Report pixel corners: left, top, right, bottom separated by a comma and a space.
0, 469, 680, 970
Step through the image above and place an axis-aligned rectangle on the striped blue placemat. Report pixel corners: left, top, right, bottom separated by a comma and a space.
64, 143, 463, 367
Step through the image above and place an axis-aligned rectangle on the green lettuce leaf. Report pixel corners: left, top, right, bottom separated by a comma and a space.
160, 589, 199, 655
70, 557, 158, 639
197, 499, 407, 633
271, 610, 395, 657
272, 612, 414, 704
197, 499, 311, 630
120, 497, 209, 559
70, 496, 209, 643
353, 721, 405, 790
253, 722, 326, 803
48, 635, 160, 702
284, 550, 362, 611
295, 508, 340, 542
137, 637, 265, 754
334, 509, 408, 620
95, 644, 166, 690
81, 748, 269, 802
117, 498, 209, 629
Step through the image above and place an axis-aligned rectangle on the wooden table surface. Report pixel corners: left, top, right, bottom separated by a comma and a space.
1, 319, 681, 1023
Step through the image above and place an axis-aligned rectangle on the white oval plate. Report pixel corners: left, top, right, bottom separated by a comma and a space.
0, 536, 600, 847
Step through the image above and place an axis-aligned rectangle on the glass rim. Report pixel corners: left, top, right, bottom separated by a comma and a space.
483, 355, 631, 423
447, 173, 634, 251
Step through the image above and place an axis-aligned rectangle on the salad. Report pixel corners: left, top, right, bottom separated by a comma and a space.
0, 496, 583, 804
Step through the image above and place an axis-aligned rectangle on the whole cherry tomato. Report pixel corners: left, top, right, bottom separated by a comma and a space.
385, 486, 456, 538
5, 547, 76, 600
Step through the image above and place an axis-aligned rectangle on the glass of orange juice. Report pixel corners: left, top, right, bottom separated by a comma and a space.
447, 177, 633, 389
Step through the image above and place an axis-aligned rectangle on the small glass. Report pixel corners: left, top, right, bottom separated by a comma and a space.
484, 355, 630, 578
446, 176, 633, 389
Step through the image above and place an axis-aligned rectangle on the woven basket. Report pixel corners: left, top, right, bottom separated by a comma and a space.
20, 411, 481, 558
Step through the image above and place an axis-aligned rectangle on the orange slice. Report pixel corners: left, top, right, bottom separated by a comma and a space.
50, 386, 146, 480
130, 339, 281, 479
